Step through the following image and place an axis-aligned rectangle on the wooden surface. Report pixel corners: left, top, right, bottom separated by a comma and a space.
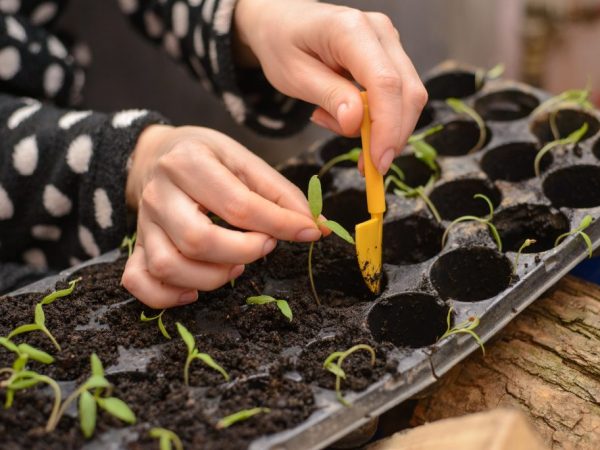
411, 276, 600, 450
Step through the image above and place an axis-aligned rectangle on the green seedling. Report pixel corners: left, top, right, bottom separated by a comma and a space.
513, 239, 537, 274
446, 98, 487, 153
140, 309, 171, 339
46, 353, 136, 438
246, 295, 292, 322
407, 124, 443, 174
8, 303, 61, 351
441, 194, 502, 251
40, 277, 81, 305
475, 63, 505, 89
438, 307, 485, 355
533, 123, 588, 177
149, 427, 183, 450
388, 176, 442, 223
307, 175, 355, 306
554, 215, 595, 258
531, 86, 593, 139
319, 147, 406, 180
176, 323, 229, 386
216, 407, 271, 429
120, 232, 137, 257
323, 344, 376, 406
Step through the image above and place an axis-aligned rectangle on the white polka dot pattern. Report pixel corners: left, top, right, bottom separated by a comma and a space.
59, 110, 92, 130
0, 47, 20, 80
31, 2, 58, 25
32, 224, 61, 241
13, 135, 38, 175
66, 134, 93, 173
5, 16, 26, 42
0, 185, 14, 220
43, 184, 72, 217
112, 109, 148, 128
79, 225, 100, 257
93, 188, 113, 229
43, 63, 64, 97
22, 248, 47, 269
8, 102, 41, 129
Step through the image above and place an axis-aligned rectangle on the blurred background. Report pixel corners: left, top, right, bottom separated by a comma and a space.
60, 0, 600, 164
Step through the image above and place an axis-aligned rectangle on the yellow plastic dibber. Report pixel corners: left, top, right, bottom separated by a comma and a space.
355, 91, 386, 294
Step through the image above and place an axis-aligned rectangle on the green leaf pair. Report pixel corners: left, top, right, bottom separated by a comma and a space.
140, 309, 171, 339
533, 123, 588, 177
555, 215, 595, 259
149, 427, 184, 450
216, 407, 271, 429
438, 307, 485, 355
323, 344, 376, 406
246, 295, 293, 322
176, 323, 229, 385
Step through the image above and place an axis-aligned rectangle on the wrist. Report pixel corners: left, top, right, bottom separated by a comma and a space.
233, 0, 263, 67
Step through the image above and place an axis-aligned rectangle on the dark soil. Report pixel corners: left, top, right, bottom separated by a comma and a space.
322, 189, 370, 232
279, 163, 334, 194
474, 90, 539, 121
425, 120, 492, 156
383, 215, 444, 265
415, 105, 435, 130
543, 165, 600, 209
429, 178, 502, 221
390, 154, 436, 189
481, 142, 552, 181
425, 71, 479, 100
530, 109, 600, 144
319, 136, 362, 167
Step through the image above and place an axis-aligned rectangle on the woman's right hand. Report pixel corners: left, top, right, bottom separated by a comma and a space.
121, 124, 322, 308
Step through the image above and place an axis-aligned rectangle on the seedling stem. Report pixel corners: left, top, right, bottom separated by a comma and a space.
513, 239, 536, 274
533, 123, 588, 177
554, 215, 595, 258
438, 307, 485, 355
140, 309, 171, 339
246, 295, 293, 321
149, 427, 183, 450
176, 323, 229, 385
323, 344, 376, 406
120, 233, 137, 257
446, 98, 487, 153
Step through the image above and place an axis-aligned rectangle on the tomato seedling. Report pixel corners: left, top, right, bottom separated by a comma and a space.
446, 98, 487, 153
437, 306, 485, 355
533, 123, 588, 177
513, 238, 537, 274
176, 323, 229, 385
323, 344, 376, 406
120, 232, 137, 258
554, 215, 594, 258
149, 427, 183, 450
246, 295, 293, 322
140, 309, 171, 339
216, 407, 271, 429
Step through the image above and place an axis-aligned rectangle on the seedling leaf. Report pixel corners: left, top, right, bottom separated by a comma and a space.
216, 407, 271, 429
84, 375, 111, 390
141, 310, 171, 339
323, 344, 376, 406
246, 295, 276, 305
276, 300, 293, 322
176, 322, 196, 355
40, 278, 82, 305
17, 344, 54, 364
319, 148, 361, 177
438, 307, 485, 355
97, 397, 136, 424
322, 220, 355, 245
513, 239, 536, 274
79, 390, 97, 438
308, 175, 323, 219
554, 215, 594, 258
446, 98, 487, 153
149, 428, 183, 450
90, 353, 104, 377
194, 353, 230, 381
7, 323, 39, 338
120, 233, 137, 258
534, 123, 589, 177
0, 337, 18, 353
34, 303, 45, 326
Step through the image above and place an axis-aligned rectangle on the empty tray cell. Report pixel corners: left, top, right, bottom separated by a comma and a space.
280, 163, 334, 193
416, 105, 435, 130
531, 109, 600, 144
543, 165, 600, 209
475, 89, 539, 121
425, 120, 492, 156
368, 293, 448, 348
425, 70, 479, 100
323, 189, 370, 231
493, 204, 570, 253
390, 154, 436, 189
430, 247, 512, 302
481, 142, 552, 181
429, 178, 502, 221
383, 216, 444, 265
319, 136, 362, 167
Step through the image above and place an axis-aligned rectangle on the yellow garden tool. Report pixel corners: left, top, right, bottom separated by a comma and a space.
355, 92, 386, 294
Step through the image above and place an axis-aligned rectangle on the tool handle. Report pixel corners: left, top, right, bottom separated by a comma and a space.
360, 92, 386, 215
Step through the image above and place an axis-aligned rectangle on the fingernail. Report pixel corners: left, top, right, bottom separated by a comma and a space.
178, 290, 198, 304
336, 103, 348, 124
230, 264, 245, 279
378, 148, 396, 175
296, 228, 322, 242
262, 238, 277, 255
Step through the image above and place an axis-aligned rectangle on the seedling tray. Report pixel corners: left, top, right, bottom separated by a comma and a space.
2, 63, 600, 450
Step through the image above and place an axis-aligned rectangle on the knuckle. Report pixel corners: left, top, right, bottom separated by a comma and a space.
370, 12, 394, 31
221, 192, 250, 224
410, 83, 429, 109
179, 225, 210, 258
146, 252, 173, 280
375, 72, 403, 94
321, 84, 346, 114
339, 8, 369, 30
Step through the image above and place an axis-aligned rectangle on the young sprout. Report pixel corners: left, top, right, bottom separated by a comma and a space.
8, 303, 61, 351
140, 309, 171, 339
531, 86, 593, 139
533, 123, 588, 177
554, 215, 595, 259
246, 295, 293, 322
40, 277, 82, 305
149, 427, 183, 450
474, 63, 505, 89
441, 194, 501, 251
323, 344, 376, 407
446, 98, 487, 153
307, 175, 355, 306
120, 232, 137, 257
388, 176, 441, 223
319, 147, 406, 180
437, 307, 485, 355
407, 124, 443, 175
47, 353, 136, 437
513, 238, 537, 274
216, 407, 271, 429
176, 323, 229, 386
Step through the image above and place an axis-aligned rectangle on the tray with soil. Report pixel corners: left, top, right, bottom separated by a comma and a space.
2, 62, 600, 450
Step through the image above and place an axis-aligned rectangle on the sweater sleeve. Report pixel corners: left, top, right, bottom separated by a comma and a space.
0, 93, 169, 272
117, 0, 313, 136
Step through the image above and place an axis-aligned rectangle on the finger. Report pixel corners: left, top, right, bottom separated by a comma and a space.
310, 107, 346, 135
121, 240, 199, 309
140, 218, 244, 289
141, 178, 277, 263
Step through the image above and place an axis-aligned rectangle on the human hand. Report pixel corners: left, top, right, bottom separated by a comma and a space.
234, 0, 428, 175
121, 125, 322, 308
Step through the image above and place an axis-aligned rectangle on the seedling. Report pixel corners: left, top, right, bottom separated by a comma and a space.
120, 232, 136, 257
40, 277, 81, 305
140, 309, 171, 339
554, 215, 594, 258
149, 427, 183, 450
323, 344, 376, 406
216, 407, 271, 429
533, 123, 588, 177
474, 63, 505, 89
246, 295, 293, 322
387, 176, 442, 223
407, 124, 443, 175
307, 175, 355, 306
437, 307, 485, 355
446, 98, 487, 153
513, 239, 537, 274
441, 194, 502, 251
176, 322, 229, 385
319, 147, 406, 180
8, 303, 61, 351
46, 353, 136, 437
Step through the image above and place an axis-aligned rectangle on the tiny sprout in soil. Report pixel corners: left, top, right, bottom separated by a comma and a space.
513, 238, 537, 274
176, 322, 229, 385
216, 407, 271, 429
474, 63, 505, 89
149, 427, 183, 450
40, 277, 81, 305
387, 175, 441, 223
554, 215, 595, 258
246, 295, 293, 322
307, 175, 355, 306
120, 232, 137, 257
446, 98, 487, 153
141, 309, 171, 339
437, 307, 485, 355
531, 86, 593, 139
534, 123, 588, 177
441, 193, 502, 251
323, 344, 376, 407
407, 124, 443, 174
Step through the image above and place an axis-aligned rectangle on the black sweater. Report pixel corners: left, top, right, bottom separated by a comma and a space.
0, 0, 311, 293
